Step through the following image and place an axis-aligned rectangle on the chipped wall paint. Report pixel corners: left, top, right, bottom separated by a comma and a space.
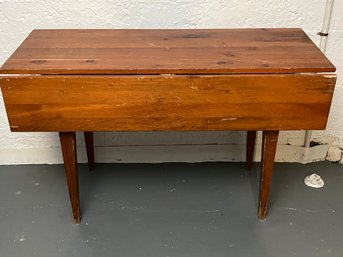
0, 0, 342, 164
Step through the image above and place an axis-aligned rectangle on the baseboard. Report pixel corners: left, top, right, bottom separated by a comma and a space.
0, 143, 330, 165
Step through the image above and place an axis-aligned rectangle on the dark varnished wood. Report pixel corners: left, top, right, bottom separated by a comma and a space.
84, 132, 95, 171
59, 132, 80, 223
0, 29, 337, 222
246, 131, 257, 170
0, 74, 336, 132
0, 29, 335, 75
258, 131, 279, 219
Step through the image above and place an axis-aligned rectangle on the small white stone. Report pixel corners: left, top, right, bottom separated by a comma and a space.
304, 173, 324, 188
15, 191, 21, 195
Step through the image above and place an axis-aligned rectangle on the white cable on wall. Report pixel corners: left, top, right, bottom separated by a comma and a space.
304, 0, 334, 148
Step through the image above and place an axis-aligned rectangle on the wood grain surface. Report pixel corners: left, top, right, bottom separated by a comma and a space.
0, 74, 336, 132
246, 131, 257, 170
59, 132, 80, 223
0, 28, 337, 223
259, 130, 279, 219
0, 28, 335, 75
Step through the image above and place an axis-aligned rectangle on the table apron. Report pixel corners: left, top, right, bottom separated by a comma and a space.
0, 74, 336, 132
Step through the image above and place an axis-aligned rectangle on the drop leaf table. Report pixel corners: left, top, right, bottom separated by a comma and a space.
0, 28, 336, 223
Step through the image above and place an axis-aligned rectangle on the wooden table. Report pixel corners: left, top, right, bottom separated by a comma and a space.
0, 28, 336, 223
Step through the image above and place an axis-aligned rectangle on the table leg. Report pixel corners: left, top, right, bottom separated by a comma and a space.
246, 131, 257, 170
258, 130, 279, 220
59, 132, 81, 224
84, 132, 95, 171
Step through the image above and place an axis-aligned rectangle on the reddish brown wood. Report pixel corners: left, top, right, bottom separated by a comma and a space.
84, 132, 95, 171
59, 132, 81, 223
258, 130, 279, 219
0, 29, 335, 75
0, 74, 336, 132
246, 131, 257, 170
0, 29, 337, 222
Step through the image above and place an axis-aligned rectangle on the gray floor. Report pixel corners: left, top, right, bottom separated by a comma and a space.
0, 162, 342, 257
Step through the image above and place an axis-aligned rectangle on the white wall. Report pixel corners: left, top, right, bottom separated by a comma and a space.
0, 0, 342, 164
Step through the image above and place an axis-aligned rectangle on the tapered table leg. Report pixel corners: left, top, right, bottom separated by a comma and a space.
59, 132, 81, 224
246, 131, 257, 170
84, 132, 95, 171
258, 130, 279, 220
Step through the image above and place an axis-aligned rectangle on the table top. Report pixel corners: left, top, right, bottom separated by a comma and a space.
0, 28, 335, 75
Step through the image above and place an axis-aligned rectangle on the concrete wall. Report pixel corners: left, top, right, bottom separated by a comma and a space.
0, 0, 342, 164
